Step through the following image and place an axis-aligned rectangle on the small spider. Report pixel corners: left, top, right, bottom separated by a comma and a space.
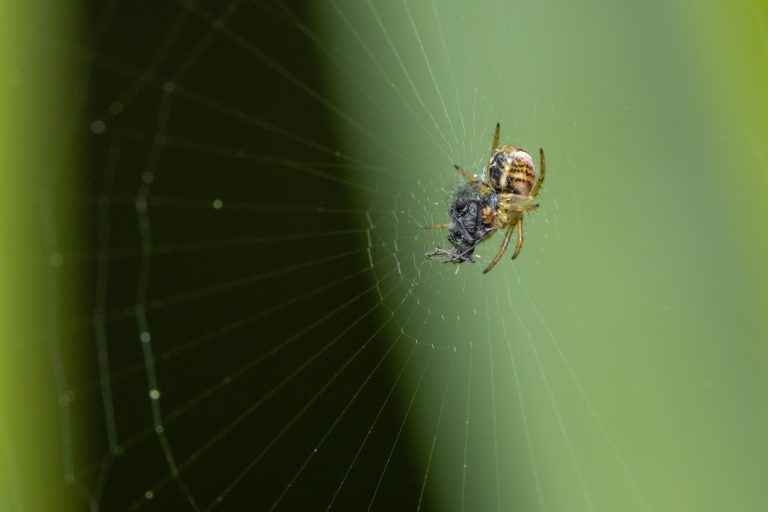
425, 122, 545, 274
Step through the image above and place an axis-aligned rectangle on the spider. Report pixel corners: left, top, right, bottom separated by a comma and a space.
425, 122, 545, 274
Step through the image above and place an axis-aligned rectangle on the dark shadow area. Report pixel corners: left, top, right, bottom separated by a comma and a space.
62, 1, 421, 509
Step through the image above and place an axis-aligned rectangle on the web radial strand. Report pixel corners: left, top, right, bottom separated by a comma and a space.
34, 1, 648, 511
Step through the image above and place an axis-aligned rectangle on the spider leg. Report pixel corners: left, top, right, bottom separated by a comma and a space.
482, 220, 516, 274
532, 148, 545, 196
506, 202, 539, 213
453, 164, 492, 194
511, 213, 524, 260
422, 223, 449, 230
486, 122, 500, 182
453, 164, 477, 183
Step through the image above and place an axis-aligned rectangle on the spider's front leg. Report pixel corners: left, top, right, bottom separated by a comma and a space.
452, 164, 476, 184
490, 122, 500, 156
452, 165, 493, 195
485, 122, 501, 182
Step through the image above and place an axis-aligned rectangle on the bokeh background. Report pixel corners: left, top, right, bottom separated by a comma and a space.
2, 1, 767, 511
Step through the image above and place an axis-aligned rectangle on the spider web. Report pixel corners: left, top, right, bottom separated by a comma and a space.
14, 0, 768, 511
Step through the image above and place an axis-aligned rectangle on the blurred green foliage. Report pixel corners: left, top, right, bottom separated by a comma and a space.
2, 0, 767, 510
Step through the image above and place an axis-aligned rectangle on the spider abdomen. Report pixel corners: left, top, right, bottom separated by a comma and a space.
488, 146, 536, 195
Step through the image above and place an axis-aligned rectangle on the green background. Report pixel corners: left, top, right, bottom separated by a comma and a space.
2, 0, 767, 510
321, 0, 768, 509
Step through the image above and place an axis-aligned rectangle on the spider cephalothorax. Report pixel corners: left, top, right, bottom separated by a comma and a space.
425, 123, 545, 274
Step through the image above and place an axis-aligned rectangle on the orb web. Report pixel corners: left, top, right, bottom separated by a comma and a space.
30, 1, 654, 511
